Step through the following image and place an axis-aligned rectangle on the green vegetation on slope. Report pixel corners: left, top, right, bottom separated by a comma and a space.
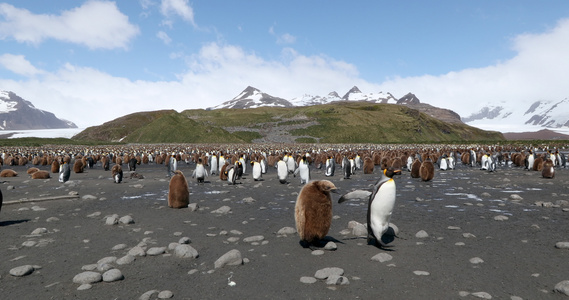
71, 102, 504, 143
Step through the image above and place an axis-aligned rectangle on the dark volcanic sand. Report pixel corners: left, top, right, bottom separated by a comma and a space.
1, 159, 569, 299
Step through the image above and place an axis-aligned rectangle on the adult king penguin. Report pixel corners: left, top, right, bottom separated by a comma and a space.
294, 155, 310, 184
339, 167, 400, 248
59, 157, 71, 183
276, 159, 288, 184
192, 158, 208, 183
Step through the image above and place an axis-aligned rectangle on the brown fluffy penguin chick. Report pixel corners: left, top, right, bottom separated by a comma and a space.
73, 159, 84, 173
31, 170, 50, 179
542, 158, 555, 178
363, 157, 374, 174
419, 158, 435, 181
168, 170, 190, 208
0, 169, 18, 177
295, 180, 337, 248
51, 160, 60, 173
410, 159, 421, 178
27, 167, 40, 175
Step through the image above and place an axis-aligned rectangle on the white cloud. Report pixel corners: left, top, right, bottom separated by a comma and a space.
269, 26, 296, 45
160, 0, 196, 27
0, 1, 139, 50
157, 30, 172, 44
0, 54, 45, 77
377, 18, 569, 117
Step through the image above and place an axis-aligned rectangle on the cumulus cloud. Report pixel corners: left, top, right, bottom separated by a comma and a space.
377, 18, 569, 117
0, 1, 139, 50
160, 0, 196, 27
269, 26, 296, 45
0, 54, 45, 77
157, 30, 172, 44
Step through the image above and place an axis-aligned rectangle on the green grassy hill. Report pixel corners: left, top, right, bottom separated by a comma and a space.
72, 102, 505, 143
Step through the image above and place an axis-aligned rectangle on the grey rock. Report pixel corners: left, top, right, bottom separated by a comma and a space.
119, 215, 135, 224
139, 290, 159, 300
31, 228, 48, 235
243, 235, 264, 243
174, 244, 198, 259
214, 249, 243, 268
415, 230, 429, 238
102, 269, 124, 282
471, 291, 492, 299
188, 203, 199, 211
72, 271, 102, 284
116, 255, 136, 265
324, 241, 337, 250
300, 276, 317, 284
555, 280, 569, 296
147, 247, 167, 256
555, 242, 569, 249
9, 265, 35, 277
371, 253, 393, 263
158, 290, 174, 299
314, 267, 344, 280
326, 275, 349, 285
82, 195, 97, 200
178, 237, 191, 244
105, 214, 119, 225
128, 246, 146, 257
211, 206, 231, 214
276, 227, 296, 235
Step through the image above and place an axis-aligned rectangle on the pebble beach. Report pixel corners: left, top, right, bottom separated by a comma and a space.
1, 150, 569, 299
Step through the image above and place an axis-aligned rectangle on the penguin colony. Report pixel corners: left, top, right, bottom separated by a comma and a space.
0, 143, 566, 250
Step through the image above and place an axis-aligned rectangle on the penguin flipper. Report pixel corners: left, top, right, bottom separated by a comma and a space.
338, 190, 372, 203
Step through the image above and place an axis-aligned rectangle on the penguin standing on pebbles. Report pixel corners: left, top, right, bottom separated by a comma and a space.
339, 167, 400, 248
295, 180, 338, 248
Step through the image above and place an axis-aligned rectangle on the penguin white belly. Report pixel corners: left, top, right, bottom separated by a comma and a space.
252, 163, 262, 180
299, 165, 310, 183
440, 158, 448, 170
369, 180, 396, 239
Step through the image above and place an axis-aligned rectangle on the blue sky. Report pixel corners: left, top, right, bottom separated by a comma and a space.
1, 0, 569, 128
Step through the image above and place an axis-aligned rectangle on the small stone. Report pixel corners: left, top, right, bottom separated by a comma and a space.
243, 235, 264, 243
300, 276, 317, 284
351, 223, 367, 237
463, 233, 476, 238
128, 246, 146, 257
178, 237, 191, 244
471, 291, 492, 299
415, 230, 429, 238
277, 227, 296, 235
324, 241, 337, 250
555, 280, 569, 296
494, 215, 509, 221
448, 226, 461, 230
73, 271, 102, 284
510, 194, 523, 200
22, 241, 37, 247
311, 250, 325, 256
242, 197, 256, 203
87, 212, 101, 218
470, 257, 484, 264
555, 242, 569, 249
187, 203, 199, 211
326, 275, 349, 285
314, 267, 344, 280
371, 253, 393, 263
139, 290, 159, 300
46, 217, 59, 222
211, 206, 231, 214
82, 195, 97, 200
112, 244, 128, 251
174, 244, 199, 259
413, 270, 430, 276
31, 228, 48, 235
77, 284, 92, 290
157, 290, 174, 299
105, 215, 119, 225
147, 247, 167, 256
214, 249, 243, 268
9, 265, 35, 277
102, 269, 124, 282
119, 215, 135, 224
116, 255, 135, 265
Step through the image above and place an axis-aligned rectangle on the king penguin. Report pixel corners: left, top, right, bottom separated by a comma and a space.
342, 156, 352, 179
251, 160, 262, 181
59, 157, 71, 183
294, 155, 310, 184
295, 180, 338, 248
277, 159, 288, 184
325, 156, 335, 177
339, 167, 400, 247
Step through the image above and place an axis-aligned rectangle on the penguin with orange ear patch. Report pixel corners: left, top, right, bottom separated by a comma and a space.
295, 180, 338, 248
168, 170, 190, 208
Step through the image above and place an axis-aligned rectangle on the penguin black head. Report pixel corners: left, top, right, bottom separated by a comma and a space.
383, 167, 401, 178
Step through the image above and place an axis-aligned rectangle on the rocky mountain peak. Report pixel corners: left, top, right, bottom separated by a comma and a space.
0, 91, 77, 130
397, 92, 421, 105
342, 86, 362, 100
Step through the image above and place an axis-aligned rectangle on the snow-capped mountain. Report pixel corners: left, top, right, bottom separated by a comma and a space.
211, 86, 463, 124
0, 91, 77, 130
463, 98, 569, 132
208, 86, 294, 110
